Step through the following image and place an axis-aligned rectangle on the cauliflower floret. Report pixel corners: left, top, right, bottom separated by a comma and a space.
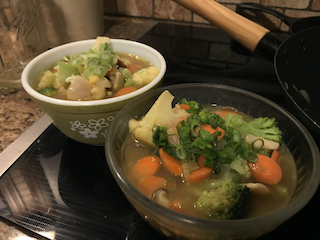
132, 66, 160, 85
129, 90, 189, 146
37, 70, 56, 90
229, 155, 251, 181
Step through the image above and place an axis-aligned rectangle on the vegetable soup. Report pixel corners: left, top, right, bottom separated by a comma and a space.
35, 37, 160, 100
121, 90, 297, 220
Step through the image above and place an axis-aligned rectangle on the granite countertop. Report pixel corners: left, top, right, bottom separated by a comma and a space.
0, 16, 150, 239
0, 16, 147, 154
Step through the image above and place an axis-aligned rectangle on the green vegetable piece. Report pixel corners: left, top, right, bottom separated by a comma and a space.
39, 87, 56, 97
91, 65, 108, 77
224, 114, 282, 143
180, 98, 203, 114
122, 68, 132, 79
152, 126, 177, 158
101, 53, 112, 65
124, 78, 133, 87
57, 62, 79, 83
71, 56, 85, 67
196, 178, 250, 219
99, 43, 113, 53
86, 58, 99, 68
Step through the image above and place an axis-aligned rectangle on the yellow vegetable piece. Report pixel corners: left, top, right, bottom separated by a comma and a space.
89, 76, 100, 84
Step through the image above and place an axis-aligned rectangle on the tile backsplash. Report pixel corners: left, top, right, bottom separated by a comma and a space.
103, 0, 320, 32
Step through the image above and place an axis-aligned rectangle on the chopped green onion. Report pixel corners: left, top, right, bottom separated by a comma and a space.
230, 115, 244, 127
252, 139, 264, 149
91, 65, 108, 77
241, 149, 258, 163
111, 55, 118, 65
199, 129, 215, 142
99, 43, 113, 53
62, 55, 69, 62
86, 58, 99, 68
124, 78, 133, 87
101, 53, 112, 65
175, 145, 187, 160
192, 137, 209, 150
164, 178, 176, 192
85, 53, 100, 59
122, 68, 132, 79
70, 54, 80, 61
83, 68, 93, 78
71, 56, 85, 67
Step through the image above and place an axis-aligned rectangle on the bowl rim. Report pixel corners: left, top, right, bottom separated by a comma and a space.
21, 39, 166, 107
105, 83, 320, 230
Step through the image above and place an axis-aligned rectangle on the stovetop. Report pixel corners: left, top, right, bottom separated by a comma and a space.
0, 22, 319, 240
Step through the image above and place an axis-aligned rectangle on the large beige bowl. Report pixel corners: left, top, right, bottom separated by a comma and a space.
21, 39, 166, 145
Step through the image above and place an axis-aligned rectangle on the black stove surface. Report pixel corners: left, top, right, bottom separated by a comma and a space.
0, 22, 319, 240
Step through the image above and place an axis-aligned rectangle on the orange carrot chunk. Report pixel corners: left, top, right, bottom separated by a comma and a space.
131, 155, 161, 180
198, 124, 225, 141
127, 64, 143, 74
271, 149, 281, 162
159, 148, 183, 176
186, 167, 213, 182
137, 175, 166, 198
248, 153, 282, 185
115, 86, 137, 97
198, 154, 206, 168
179, 104, 191, 111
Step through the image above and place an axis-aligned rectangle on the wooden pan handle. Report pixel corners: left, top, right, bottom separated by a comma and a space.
173, 0, 270, 52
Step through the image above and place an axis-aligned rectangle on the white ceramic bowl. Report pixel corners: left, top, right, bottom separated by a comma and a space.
21, 39, 166, 145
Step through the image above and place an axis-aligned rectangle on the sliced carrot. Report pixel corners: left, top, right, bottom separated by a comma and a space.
248, 153, 282, 185
115, 86, 137, 97
199, 124, 225, 141
106, 68, 115, 75
159, 148, 183, 176
131, 155, 161, 180
127, 64, 143, 74
198, 154, 206, 168
170, 199, 183, 213
271, 149, 281, 162
179, 104, 191, 111
138, 175, 165, 198
214, 110, 239, 119
186, 167, 213, 182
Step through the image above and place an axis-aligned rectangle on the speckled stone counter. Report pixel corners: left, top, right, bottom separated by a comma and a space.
0, 16, 147, 154
0, 16, 148, 239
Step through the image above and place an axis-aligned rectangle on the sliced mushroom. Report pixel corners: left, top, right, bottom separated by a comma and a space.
245, 183, 270, 195
182, 162, 201, 179
96, 77, 112, 89
167, 127, 180, 146
109, 71, 125, 92
152, 189, 171, 208
219, 106, 238, 112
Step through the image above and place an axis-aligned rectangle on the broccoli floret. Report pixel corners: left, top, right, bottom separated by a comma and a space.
224, 114, 282, 143
196, 178, 250, 219
39, 87, 56, 97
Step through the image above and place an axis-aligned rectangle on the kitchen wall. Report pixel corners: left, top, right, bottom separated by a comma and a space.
103, 0, 320, 32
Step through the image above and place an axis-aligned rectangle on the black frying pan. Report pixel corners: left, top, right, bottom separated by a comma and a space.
173, 0, 320, 135
237, 3, 320, 34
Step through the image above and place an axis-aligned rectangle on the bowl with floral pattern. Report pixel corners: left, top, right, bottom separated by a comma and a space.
21, 38, 166, 145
